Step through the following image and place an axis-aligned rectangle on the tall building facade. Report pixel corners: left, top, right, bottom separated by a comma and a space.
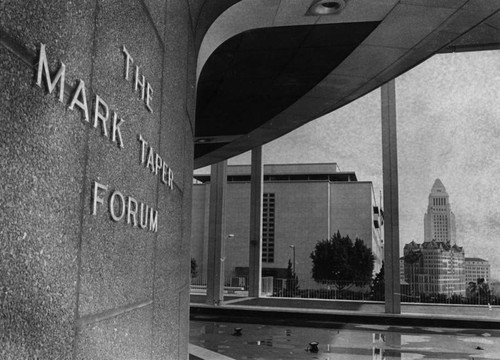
424, 179, 457, 245
191, 163, 384, 289
465, 258, 491, 283
399, 257, 406, 284
403, 242, 423, 296
404, 241, 465, 296
420, 241, 465, 295
403, 179, 465, 296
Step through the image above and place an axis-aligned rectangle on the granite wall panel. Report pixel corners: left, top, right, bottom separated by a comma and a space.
155, 189, 184, 297
186, 5, 197, 132
0, 1, 95, 357
1, 0, 198, 358
77, 0, 163, 317
142, 0, 167, 42
76, 306, 153, 360
152, 292, 180, 360
0, 45, 85, 360
0, 0, 96, 61
160, 0, 191, 193
182, 118, 194, 274
178, 288, 191, 360
151, 177, 188, 360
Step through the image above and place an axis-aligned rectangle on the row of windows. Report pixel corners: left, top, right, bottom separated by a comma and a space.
432, 225, 448, 230
432, 197, 447, 206
262, 193, 275, 263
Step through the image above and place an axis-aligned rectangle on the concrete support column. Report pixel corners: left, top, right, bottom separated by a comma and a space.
384, 333, 402, 359
206, 161, 227, 305
248, 147, 263, 297
381, 80, 401, 314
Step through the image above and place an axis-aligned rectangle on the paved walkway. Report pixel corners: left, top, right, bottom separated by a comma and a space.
190, 295, 500, 359
189, 344, 235, 360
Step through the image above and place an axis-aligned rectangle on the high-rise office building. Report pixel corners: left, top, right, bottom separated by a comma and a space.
424, 179, 457, 245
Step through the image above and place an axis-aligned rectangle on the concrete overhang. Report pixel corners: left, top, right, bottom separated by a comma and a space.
194, 0, 500, 169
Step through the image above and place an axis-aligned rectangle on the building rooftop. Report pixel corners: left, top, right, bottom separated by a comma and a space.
465, 257, 489, 262
193, 163, 358, 183
429, 178, 450, 197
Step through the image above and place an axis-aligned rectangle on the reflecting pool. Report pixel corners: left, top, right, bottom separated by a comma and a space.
190, 321, 500, 359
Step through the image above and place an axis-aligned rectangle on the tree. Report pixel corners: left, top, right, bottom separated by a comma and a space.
310, 231, 374, 290
477, 278, 492, 304
352, 237, 375, 282
467, 278, 492, 304
371, 262, 385, 301
466, 281, 477, 300
191, 258, 198, 278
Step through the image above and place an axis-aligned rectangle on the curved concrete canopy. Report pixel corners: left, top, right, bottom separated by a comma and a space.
194, 0, 500, 169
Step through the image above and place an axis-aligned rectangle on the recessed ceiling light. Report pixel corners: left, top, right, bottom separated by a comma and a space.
307, 0, 346, 16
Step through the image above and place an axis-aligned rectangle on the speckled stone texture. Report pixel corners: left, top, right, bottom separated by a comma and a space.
0, 0, 202, 359
0, 45, 83, 360
77, 0, 162, 318
76, 306, 153, 360
1, 1, 95, 358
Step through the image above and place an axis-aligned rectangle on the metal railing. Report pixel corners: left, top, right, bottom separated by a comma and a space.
190, 276, 250, 295
272, 279, 372, 300
398, 289, 498, 305
191, 276, 498, 305
271, 279, 499, 305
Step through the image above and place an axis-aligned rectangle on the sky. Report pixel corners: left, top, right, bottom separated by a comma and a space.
221, 50, 500, 280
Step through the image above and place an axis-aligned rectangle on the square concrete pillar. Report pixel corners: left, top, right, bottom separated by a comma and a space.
248, 147, 263, 297
381, 80, 401, 314
206, 161, 227, 305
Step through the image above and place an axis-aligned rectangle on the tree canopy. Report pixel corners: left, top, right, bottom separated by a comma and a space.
310, 231, 374, 288
467, 278, 492, 304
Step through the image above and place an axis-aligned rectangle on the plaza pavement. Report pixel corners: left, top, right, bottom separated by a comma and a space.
190, 294, 500, 329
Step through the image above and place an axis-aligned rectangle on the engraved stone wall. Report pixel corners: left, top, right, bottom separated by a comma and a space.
0, 1, 195, 359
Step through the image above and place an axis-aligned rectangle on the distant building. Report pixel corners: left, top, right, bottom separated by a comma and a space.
424, 179, 456, 245
191, 163, 384, 289
399, 257, 406, 284
404, 240, 465, 296
420, 240, 465, 295
403, 241, 424, 296
403, 179, 465, 296
465, 257, 490, 283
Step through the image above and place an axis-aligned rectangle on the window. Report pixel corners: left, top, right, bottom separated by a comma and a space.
262, 193, 275, 263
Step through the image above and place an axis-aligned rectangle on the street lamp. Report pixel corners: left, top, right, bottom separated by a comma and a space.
221, 234, 234, 262
220, 234, 235, 302
289, 245, 296, 276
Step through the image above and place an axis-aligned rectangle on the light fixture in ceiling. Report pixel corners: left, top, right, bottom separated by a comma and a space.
307, 0, 346, 16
